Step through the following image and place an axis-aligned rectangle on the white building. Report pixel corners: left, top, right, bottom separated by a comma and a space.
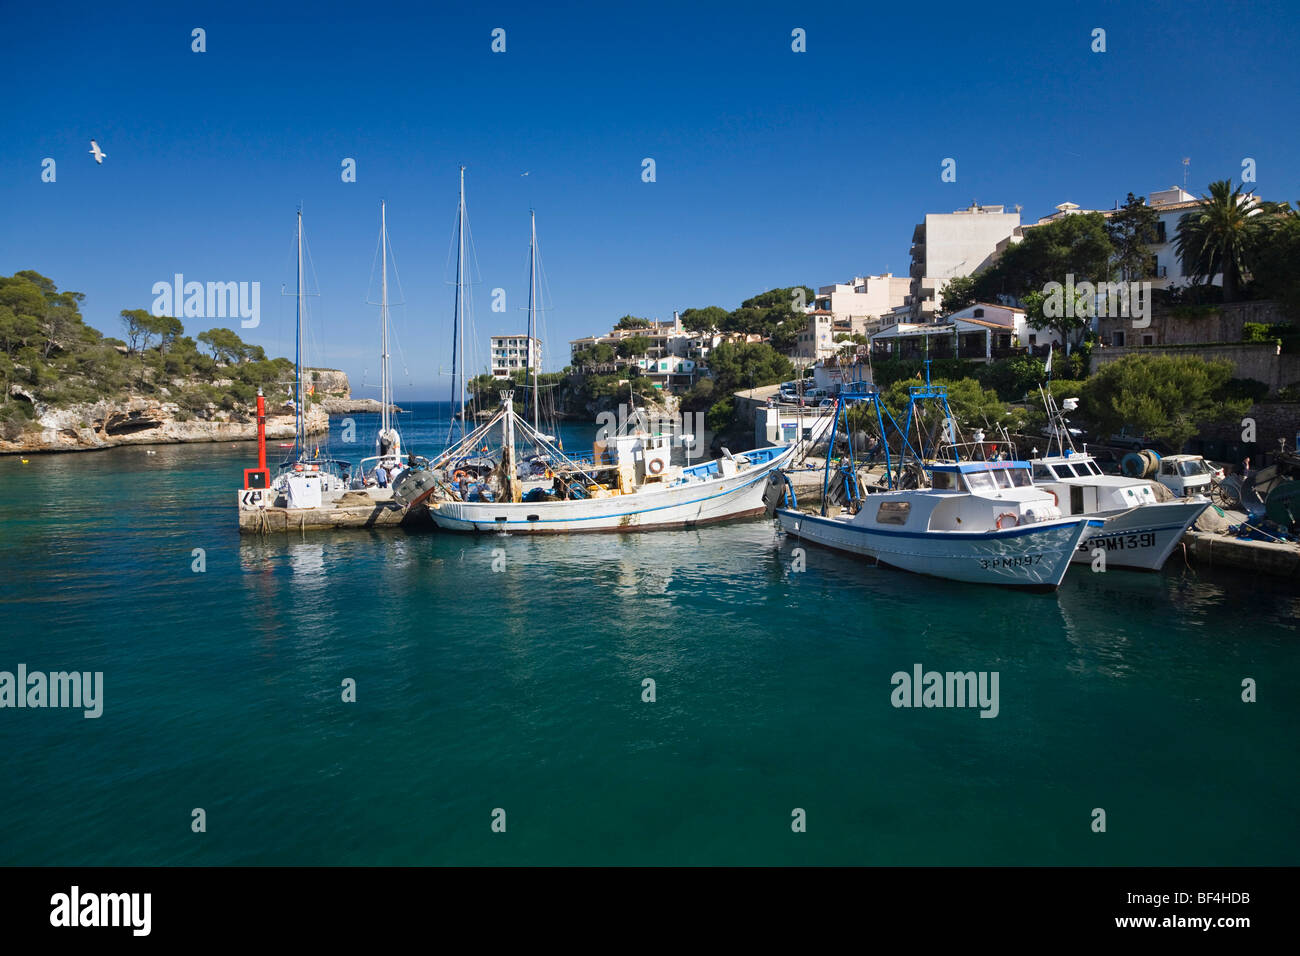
909, 203, 1022, 320
871, 302, 1063, 362
812, 273, 911, 335
490, 334, 541, 378
1142, 186, 1211, 291
792, 311, 836, 365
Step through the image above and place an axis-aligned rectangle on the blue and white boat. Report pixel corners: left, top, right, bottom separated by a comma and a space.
773, 374, 1097, 590
410, 390, 795, 533
777, 459, 1099, 590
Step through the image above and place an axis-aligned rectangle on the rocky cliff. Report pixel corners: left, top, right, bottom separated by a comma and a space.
0, 368, 344, 455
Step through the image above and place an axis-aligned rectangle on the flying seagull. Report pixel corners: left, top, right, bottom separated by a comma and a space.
89, 140, 106, 164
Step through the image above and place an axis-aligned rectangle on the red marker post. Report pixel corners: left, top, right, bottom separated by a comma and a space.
243, 387, 271, 490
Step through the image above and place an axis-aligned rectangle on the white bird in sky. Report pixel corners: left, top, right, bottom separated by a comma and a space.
89, 140, 106, 164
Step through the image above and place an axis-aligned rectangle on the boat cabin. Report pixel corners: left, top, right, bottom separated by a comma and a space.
1031, 452, 1160, 515
927, 460, 1035, 493
854, 460, 1061, 533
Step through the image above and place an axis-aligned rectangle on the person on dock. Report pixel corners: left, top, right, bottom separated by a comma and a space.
375, 464, 389, 489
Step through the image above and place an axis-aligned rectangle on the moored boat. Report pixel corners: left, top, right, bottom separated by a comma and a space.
776, 459, 1100, 590
403, 391, 795, 533
1029, 391, 1207, 570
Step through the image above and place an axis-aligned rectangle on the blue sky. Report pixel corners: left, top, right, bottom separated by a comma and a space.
3, 0, 1298, 399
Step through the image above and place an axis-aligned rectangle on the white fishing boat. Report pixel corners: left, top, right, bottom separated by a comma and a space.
1029, 391, 1207, 570
773, 376, 1097, 590
776, 459, 1099, 590
402, 390, 795, 533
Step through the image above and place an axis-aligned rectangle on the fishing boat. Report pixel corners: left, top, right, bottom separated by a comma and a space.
1027, 391, 1207, 570
268, 209, 353, 508
396, 389, 794, 532
774, 379, 1098, 590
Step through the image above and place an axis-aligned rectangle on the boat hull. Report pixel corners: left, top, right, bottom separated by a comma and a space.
775, 508, 1099, 591
429, 447, 791, 534
1068, 499, 1208, 571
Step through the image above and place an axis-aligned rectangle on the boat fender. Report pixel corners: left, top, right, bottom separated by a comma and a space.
996, 512, 1020, 530
648, 459, 664, 475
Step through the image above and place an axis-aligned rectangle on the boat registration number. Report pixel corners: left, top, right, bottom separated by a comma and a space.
1078, 532, 1156, 553
979, 554, 1043, 569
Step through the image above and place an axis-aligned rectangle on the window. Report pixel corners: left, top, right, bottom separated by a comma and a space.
1155, 221, 1167, 243
1142, 334, 1154, 346
1007, 468, 1033, 487
1033, 463, 1054, 481
973, 308, 984, 318
876, 501, 911, 524
1028, 334, 1037, 345
931, 471, 956, 490
1112, 330, 1125, 347
963, 471, 996, 493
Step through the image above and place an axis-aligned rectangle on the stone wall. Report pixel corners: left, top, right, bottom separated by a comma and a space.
1189, 402, 1300, 466
1091, 341, 1299, 393
1097, 300, 1292, 348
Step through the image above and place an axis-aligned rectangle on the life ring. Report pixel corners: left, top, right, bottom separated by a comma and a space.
452, 470, 468, 482
996, 512, 1019, 530
647, 459, 664, 475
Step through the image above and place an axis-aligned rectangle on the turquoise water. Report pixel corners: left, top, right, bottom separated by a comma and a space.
1, 405, 1297, 865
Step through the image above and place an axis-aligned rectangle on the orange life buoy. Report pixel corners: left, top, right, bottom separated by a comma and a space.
452, 470, 468, 482
996, 512, 1019, 530
648, 459, 664, 475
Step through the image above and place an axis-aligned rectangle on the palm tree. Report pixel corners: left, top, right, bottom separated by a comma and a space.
1174, 179, 1265, 302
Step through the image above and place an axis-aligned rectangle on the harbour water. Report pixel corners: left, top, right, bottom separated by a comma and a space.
1, 404, 1296, 865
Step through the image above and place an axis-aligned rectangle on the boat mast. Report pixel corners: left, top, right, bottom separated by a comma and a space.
455, 166, 466, 438
295, 208, 305, 457
527, 209, 539, 434
380, 200, 391, 442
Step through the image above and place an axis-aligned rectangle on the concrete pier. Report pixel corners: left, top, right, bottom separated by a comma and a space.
238, 489, 433, 534
1183, 530, 1300, 577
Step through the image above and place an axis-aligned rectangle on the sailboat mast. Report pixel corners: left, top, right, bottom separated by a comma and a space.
528, 209, 539, 433
380, 200, 390, 439
456, 166, 466, 438
295, 208, 305, 455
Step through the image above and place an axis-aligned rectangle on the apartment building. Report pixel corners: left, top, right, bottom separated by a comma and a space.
490, 334, 542, 378
909, 203, 1022, 321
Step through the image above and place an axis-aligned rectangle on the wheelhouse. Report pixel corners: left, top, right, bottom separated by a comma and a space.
1031, 456, 1106, 481
928, 460, 1035, 494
